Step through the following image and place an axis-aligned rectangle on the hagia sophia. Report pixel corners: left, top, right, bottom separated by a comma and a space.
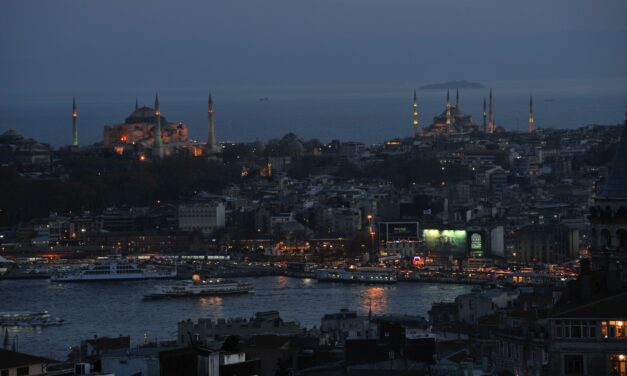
103, 102, 190, 156
70, 94, 219, 160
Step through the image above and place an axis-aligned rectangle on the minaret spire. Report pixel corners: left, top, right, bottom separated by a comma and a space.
135, 97, 139, 110
207, 93, 218, 153
412, 90, 419, 137
153, 93, 163, 159
72, 96, 78, 147
488, 88, 495, 134
445, 90, 452, 128
455, 88, 460, 110
528, 95, 534, 133
482, 97, 487, 134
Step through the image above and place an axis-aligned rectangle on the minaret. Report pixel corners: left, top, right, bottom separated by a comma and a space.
135, 97, 139, 110
488, 88, 495, 133
528, 95, 534, 133
412, 90, 419, 137
482, 97, 487, 134
207, 93, 218, 152
72, 97, 78, 147
153, 94, 163, 159
455, 88, 460, 110
445, 90, 452, 127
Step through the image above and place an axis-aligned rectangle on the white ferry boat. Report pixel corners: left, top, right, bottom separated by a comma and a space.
0, 311, 63, 327
144, 273, 253, 299
50, 255, 176, 282
315, 267, 397, 284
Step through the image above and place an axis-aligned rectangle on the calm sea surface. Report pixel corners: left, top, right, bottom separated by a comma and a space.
0, 277, 471, 360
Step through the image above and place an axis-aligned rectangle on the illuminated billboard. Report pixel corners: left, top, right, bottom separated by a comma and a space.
379, 222, 419, 242
468, 231, 484, 257
422, 229, 467, 257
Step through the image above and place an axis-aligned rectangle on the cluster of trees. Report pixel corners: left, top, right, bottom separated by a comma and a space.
0, 157, 240, 226
288, 155, 473, 188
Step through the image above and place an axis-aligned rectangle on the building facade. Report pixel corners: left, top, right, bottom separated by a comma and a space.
178, 202, 226, 234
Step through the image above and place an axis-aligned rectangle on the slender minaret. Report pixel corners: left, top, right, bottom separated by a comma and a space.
207, 93, 218, 152
455, 88, 460, 110
528, 95, 534, 133
445, 90, 452, 127
153, 94, 163, 159
135, 97, 139, 110
412, 90, 419, 137
72, 97, 78, 147
488, 88, 495, 133
482, 97, 487, 134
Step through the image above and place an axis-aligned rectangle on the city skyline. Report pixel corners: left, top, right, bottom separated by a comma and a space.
1, 1, 626, 375
3, 86, 627, 148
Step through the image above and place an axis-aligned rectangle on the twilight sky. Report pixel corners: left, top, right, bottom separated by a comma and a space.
1, 0, 626, 99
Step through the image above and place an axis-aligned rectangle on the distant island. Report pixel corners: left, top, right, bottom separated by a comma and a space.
419, 80, 485, 90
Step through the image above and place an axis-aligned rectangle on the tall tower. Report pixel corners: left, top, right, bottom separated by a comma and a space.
488, 88, 495, 134
207, 93, 218, 153
153, 94, 164, 159
455, 88, 460, 110
528, 95, 534, 133
445, 90, 452, 127
72, 97, 78, 147
482, 97, 487, 134
589, 104, 627, 274
135, 97, 139, 110
412, 90, 419, 137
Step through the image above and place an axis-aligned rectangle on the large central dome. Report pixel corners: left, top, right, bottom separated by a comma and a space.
124, 106, 166, 124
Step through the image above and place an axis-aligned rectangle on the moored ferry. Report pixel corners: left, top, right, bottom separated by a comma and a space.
0, 311, 63, 327
144, 273, 254, 299
50, 255, 176, 282
315, 267, 397, 284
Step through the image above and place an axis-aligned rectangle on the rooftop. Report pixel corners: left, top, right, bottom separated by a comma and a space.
0, 349, 58, 369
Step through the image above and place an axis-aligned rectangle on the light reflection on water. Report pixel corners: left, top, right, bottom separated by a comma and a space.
0, 277, 471, 359
361, 286, 388, 315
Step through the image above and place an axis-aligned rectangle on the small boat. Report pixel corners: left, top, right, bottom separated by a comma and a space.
51, 254, 176, 282
144, 273, 254, 299
0, 311, 63, 327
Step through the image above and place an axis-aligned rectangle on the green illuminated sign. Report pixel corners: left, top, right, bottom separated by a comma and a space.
422, 229, 467, 256
471, 233, 482, 250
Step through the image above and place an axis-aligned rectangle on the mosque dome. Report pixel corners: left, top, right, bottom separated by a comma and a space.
0, 129, 25, 143
125, 106, 166, 124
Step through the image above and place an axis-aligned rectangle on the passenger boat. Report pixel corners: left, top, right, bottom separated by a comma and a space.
144, 273, 254, 299
50, 255, 176, 282
0, 311, 63, 327
315, 267, 397, 284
